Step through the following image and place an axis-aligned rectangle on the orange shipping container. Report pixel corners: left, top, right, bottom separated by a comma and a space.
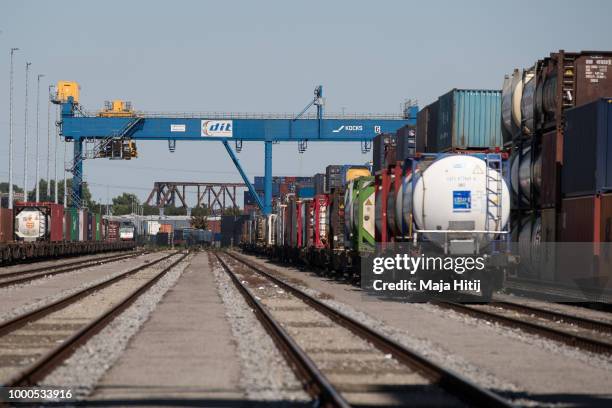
159, 224, 173, 234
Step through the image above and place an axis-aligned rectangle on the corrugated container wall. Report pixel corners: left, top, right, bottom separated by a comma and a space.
372, 133, 396, 173
396, 125, 416, 161
0, 208, 13, 242
562, 98, 612, 197
314, 173, 326, 195
436, 89, 502, 151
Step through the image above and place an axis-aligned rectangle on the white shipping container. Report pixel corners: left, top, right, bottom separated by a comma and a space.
145, 220, 161, 236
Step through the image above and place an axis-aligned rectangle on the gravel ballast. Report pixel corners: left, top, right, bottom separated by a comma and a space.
209, 256, 310, 403
39, 254, 191, 398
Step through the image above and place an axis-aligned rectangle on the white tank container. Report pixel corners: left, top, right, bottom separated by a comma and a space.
520, 69, 536, 135
510, 146, 542, 206
502, 69, 524, 135
517, 216, 542, 276
15, 209, 48, 241
397, 155, 510, 248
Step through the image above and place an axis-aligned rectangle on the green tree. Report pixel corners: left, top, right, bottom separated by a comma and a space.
111, 192, 140, 215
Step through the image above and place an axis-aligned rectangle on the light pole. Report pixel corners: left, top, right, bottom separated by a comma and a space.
8, 47, 19, 209
35, 73, 45, 202
47, 85, 54, 200
63, 138, 68, 208
23, 62, 31, 201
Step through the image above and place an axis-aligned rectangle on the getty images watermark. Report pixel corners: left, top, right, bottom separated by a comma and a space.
370, 253, 485, 293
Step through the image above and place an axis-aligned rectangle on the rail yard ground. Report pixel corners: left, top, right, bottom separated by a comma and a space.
0, 249, 609, 407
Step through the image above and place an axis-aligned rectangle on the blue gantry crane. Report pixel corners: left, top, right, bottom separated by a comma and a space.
54, 82, 417, 214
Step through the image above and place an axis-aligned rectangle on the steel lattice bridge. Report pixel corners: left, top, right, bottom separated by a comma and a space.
57, 84, 417, 214
144, 181, 245, 216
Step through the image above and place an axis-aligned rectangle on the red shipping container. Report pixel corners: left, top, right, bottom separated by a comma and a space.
540, 130, 561, 208
557, 194, 612, 289
207, 219, 221, 234
0, 208, 14, 242
313, 194, 330, 249
107, 221, 120, 241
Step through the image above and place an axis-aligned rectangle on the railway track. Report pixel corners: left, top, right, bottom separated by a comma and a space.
0, 250, 146, 288
435, 300, 612, 355
216, 251, 512, 408
0, 250, 188, 387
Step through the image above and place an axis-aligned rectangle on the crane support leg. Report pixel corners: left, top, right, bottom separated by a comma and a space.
222, 140, 264, 213
264, 141, 272, 215
72, 139, 83, 208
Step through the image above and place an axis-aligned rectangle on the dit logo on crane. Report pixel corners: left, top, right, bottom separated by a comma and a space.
201, 120, 233, 137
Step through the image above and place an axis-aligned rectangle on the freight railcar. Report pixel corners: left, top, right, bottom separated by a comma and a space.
0, 202, 135, 265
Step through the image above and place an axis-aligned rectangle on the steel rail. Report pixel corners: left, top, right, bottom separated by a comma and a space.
435, 301, 612, 355
224, 251, 513, 408
0, 250, 145, 288
491, 301, 612, 335
214, 253, 351, 408
4, 251, 189, 386
0, 251, 179, 337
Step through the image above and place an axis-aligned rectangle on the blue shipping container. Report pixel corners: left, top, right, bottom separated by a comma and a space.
562, 98, 612, 197
436, 89, 502, 151
297, 186, 315, 198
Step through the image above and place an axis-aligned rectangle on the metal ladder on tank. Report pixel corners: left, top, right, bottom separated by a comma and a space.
484, 154, 503, 238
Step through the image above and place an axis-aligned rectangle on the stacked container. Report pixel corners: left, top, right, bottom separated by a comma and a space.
503, 51, 612, 284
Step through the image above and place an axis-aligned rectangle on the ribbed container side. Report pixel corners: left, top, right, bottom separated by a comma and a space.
563, 98, 612, 197
0, 208, 13, 242
437, 89, 502, 151
540, 130, 561, 208
49, 204, 64, 242
396, 125, 416, 161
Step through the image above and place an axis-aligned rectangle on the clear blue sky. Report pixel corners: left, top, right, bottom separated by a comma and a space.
2, 0, 611, 205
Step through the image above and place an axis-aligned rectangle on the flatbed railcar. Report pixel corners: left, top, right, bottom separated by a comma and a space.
0, 240, 136, 265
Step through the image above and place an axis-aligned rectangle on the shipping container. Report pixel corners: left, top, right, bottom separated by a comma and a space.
557, 194, 612, 287
95, 213, 101, 240
65, 208, 79, 241
14, 202, 64, 242
536, 51, 612, 133
328, 187, 346, 251
0, 208, 13, 243
159, 223, 173, 234
436, 89, 502, 151
540, 131, 560, 208
372, 133, 396, 173
156, 232, 171, 246
297, 186, 315, 199
87, 212, 94, 241
395, 125, 416, 161
417, 101, 439, 153
144, 220, 161, 235
313, 173, 326, 195
78, 209, 86, 241
221, 215, 248, 247
326, 165, 343, 191
562, 98, 612, 197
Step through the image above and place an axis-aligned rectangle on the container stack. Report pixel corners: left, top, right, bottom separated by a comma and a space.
503, 50, 612, 283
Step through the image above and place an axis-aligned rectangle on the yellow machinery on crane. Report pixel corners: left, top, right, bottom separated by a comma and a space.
97, 100, 139, 159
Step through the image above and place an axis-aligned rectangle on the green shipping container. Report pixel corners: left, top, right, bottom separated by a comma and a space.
95, 213, 101, 241
68, 208, 79, 241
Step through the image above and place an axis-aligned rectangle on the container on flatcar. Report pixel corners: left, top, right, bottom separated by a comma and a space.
0, 208, 13, 242
395, 125, 417, 161
417, 101, 439, 153
562, 98, 612, 197
436, 89, 503, 151
398, 154, 510, 253
372, 133, 396, 173
14, 202, 64, 242
313, 173, 326, 195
